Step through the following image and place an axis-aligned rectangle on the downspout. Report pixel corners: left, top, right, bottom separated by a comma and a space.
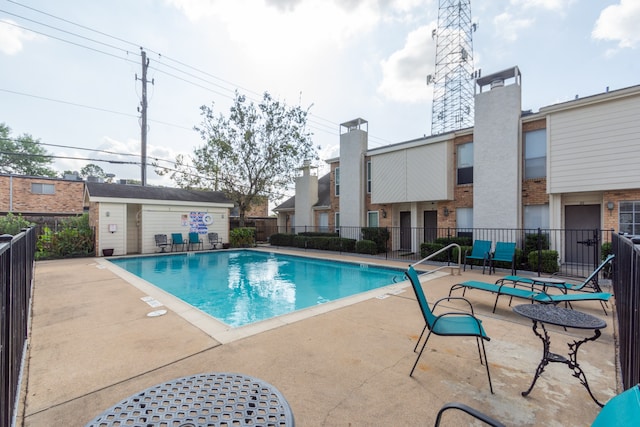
9, 174, 13, 211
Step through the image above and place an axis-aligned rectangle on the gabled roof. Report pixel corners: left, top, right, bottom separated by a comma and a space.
85, 182, 234, 206
274, 173, 330, 211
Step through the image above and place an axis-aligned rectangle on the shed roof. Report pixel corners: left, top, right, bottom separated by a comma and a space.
85, 182, 234, 206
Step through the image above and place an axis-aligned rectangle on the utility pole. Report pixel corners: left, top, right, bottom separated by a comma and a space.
136, 48, 153, 186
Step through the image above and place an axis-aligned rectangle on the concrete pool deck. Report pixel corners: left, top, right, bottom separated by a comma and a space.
20, 248, 618, 426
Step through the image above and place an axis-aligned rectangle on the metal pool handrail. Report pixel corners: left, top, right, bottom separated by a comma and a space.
410, 243, 462, 275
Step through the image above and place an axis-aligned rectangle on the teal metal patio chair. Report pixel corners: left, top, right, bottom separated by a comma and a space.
489, 241, 516, 275
171, 233, 186, 252
405, 266, 493, 393
188, 232, 203, 251
434, 383, 640, 426
464, 240, 492, 274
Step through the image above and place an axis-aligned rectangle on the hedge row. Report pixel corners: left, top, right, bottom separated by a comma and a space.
269, 233, 357, 252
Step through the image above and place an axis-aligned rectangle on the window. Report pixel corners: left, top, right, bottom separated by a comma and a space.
31, 183, 55, 194
457, 143, 473, 184
334, 212, 340, 232
367, 211, 379, 227
456, 207, 473, 238
366, 161, 372, 193
524, 205, 549, 230
620, 201, 640, 234
524, 129, 546, 179
318, 212, 329, 232
335, 167, 340, 196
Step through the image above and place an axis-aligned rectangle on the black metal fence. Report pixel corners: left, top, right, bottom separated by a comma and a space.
265, 225, 612, 278
1, 228, 36, 427
611, 233, 640, 389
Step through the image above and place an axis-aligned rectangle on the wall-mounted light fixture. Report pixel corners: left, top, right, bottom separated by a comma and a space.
443, 207, 450, 217
607, 201, 614, 211
381, 209, 387, 218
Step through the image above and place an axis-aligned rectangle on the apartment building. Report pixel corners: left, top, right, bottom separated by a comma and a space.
274, 66, 640, 262
0, 173, 86, 217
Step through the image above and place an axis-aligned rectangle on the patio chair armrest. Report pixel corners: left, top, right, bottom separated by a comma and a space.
432, 311, 484, 329
435, 402, 505, 427
433, 296, 476, 315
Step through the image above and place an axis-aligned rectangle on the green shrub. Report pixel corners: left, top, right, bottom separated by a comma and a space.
230, 227, 256, 247
527, 250, 559, 274
289, 235, 356, 252
0, 213, 33, 235
419, 242, 465, 263
269, 233, 296, 246
35, 214, 94, 260
356, 239, 377, 255
434, 236, 472, 246
299, 232, 339, 237
361, 227, 390, 253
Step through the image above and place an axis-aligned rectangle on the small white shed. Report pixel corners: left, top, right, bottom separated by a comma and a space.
84, 182, 234, 256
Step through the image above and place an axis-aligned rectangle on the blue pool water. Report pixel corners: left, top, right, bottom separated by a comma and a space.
109, 250, 404, 327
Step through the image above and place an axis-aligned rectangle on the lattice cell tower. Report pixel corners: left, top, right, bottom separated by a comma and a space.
427, 0, 478, 135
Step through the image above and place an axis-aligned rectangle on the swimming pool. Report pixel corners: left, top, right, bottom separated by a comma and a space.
109, 250, 405, 327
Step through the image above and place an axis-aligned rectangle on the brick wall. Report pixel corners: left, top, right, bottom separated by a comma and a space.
0, 175, 85, 214
603, 189, 640, 232
522, 179, 548, 205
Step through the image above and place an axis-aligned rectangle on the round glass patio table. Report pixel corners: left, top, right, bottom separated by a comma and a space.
85, 372, 295, 426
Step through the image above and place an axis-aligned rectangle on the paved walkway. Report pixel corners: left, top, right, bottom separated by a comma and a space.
19, 249, 618, 426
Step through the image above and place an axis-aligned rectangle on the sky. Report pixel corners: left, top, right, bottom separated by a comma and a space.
1, 0, 639, 204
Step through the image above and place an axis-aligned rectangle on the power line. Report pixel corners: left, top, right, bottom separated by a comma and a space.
0, 8, 139, 56
0, 88, 194, 131
0, 20, 139, 65
2, 2, 393, 149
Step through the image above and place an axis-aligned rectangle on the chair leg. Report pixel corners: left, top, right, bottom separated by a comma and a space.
410, 330, 433, 376
480, 339, 494, 394
600, 300, 608, 316
414, 324, 428, 352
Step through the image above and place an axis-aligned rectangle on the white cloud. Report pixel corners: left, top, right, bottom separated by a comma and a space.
509, 0, 575, 12
592, 0, 640, 50
377, 24, 435, 103
0, 19, 41, 55
166, 0, 381, 53
492, 12, 534, 42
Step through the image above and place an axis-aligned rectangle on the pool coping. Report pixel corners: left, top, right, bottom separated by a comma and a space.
98, 248, 447, 344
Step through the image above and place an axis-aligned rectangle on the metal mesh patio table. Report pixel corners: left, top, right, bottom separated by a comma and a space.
85, 372, 295, 426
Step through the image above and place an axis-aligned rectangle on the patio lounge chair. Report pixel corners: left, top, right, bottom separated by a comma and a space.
488, 242, 516, 275
434, 383, 640, 427
449, 279, 612, 313
405, 266, 494, 393
208, 232, 222, 249
498, 254, 615, 294
154, 234, 170, 252
188, 232, 203, 251
171, 233, 186, 252
464, 240, 492, 274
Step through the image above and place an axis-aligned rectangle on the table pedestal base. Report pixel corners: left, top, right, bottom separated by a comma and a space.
522, 320, 604, 407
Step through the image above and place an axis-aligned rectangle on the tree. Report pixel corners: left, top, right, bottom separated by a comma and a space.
0, 123, 57, 177
80, 163, 106, 179
156, 91, 319, 226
